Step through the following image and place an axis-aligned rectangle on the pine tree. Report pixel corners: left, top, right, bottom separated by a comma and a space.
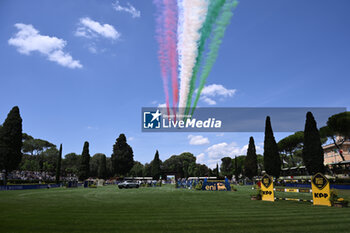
0, 106, 23, 185
302, 112, 324, 175
111, 134, 134, 176
55, 144, 62, 184
263, 116, 281, 177
98, 154, 107, 179
245, 137, 258, 180
79, 141, 90, 180
151, 150, 161, 180
220, 157, 234, 179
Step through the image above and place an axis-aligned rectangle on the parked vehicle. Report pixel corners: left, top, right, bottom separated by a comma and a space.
118, 180, 140, 189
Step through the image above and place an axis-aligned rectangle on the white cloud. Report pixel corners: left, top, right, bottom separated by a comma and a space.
206, 142, 262, 168
75, 17, 120, 40
84, 42, 107, 54
196, 153, 206, 164
113, 1, 141, 18
204, 142, 243, 168
206, 142, 261, 159
199, 84, 236, 105
158, 103, 166, 108
128, 137, 135, 141
201, 84, 236, 97
87, 126, 99, 130
193, 140, 263, 169
48, 50, 81, 68
207, 160, 221, 169
88, 45, 97, 54
201, 96, 216, 105
188, 135, 210, 145
256, 144, 263, 154
157, 103, 170, 116
8, 23, 82, 69
157, 103, 177, 119
207, 142, 238, 159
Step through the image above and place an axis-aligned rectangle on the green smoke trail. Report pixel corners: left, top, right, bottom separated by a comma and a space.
184, 0, 226, 116
191, 0, 238, 116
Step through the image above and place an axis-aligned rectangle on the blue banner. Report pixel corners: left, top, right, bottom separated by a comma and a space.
202, 178, 231, 191
286, 183, 350, 190
0, 184, 61, 191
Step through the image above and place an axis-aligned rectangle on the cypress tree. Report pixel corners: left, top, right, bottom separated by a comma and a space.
111, 134, 134, 176
263, 116, 281, 177
245, 136, 258, 180
98, 154, 107, 179
55, 144, 62, 184
302, 112, 324, 175
151, 150, 161, 180
0, 106, 23, 185
234, 157, 238, 181
79, 141, 90, 180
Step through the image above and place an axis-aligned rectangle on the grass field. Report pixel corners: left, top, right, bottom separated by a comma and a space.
1, 185, 350, 233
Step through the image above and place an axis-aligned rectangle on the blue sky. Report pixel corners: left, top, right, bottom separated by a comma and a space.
0, 0, 349, 168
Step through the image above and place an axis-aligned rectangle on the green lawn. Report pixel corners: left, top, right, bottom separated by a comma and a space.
0, 185, 350, 233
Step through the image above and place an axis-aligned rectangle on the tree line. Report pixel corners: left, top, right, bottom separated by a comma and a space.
0, 107, 217, 183
231, 111, 349, 180
1, 106, 349, 184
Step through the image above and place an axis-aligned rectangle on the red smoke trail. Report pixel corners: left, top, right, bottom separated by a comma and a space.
164, 0, 178, 116
154, 0, 170, 116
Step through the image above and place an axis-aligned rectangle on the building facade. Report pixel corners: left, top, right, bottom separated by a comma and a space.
323, 139, 350, 164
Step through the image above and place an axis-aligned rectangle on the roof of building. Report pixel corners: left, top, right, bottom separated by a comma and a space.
323, 141, 350, 149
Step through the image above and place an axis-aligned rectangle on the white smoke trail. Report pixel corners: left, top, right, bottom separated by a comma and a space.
177, 0, 209, 116
177, 0, 184, 71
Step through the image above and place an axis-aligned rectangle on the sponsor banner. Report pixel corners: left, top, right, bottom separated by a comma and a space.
275, 197, 312, 203
0, 184, 61, 191
141, 107, 345, 132
177, 179, 195, 189
275, 188, 312, 193
261, 174, 274, 202
286, 183, 311, 188
299, 188, 312, 193
285, 188, 299, 193
202, 178, 231, 191
311, 173, 331, 207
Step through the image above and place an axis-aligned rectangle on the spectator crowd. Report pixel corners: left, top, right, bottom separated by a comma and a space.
0, 170, 78, 182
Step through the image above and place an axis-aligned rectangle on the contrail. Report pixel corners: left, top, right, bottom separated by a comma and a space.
177, 0, 184, 74
164, 0, 179, 114
191, 0, 238, 116
177, 0, 209, 117
154, 0, 170, 115
185, 0, 226, 115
